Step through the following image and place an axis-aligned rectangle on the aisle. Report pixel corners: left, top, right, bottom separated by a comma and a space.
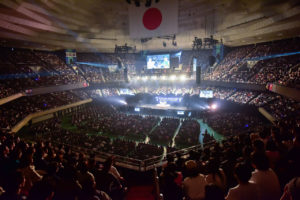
171, 120, 182, 147
197, 119, 224, 143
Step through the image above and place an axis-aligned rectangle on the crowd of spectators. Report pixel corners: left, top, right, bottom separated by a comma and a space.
249, 92, 277, 106
175, 119, 200, 147
0, 128, 122, 200
32, 117, 164, 161
203, 112, 265, 137
33, 51, 74, 75
159, 113, 300, 199
249, 55, 300, 85
0, 83, 16, 99
0, 48, 85, 99
263, 95, 299, 121
0, 91, 85, 130
1, 107, 299, 200
149, 118, 180, 145
210, 87, 235, 100
204, 38, 300, 87
71, 104, 159, 141
227, 90, 258, 104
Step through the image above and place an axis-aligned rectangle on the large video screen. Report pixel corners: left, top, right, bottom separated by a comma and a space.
200, 90, 214, 98
147, 54, 170, 69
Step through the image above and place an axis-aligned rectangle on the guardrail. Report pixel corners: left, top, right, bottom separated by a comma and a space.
45, 141, 209, 172
0, 93, 24, 106
258, 107, 276, 124
267, 83, 300, 102
11, 99, 93, 133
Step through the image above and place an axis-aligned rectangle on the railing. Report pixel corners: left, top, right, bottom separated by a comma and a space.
267, 83, 300, 102
45, 140, 213, 172
0, 93, 24, 106
11, 99, 93, 133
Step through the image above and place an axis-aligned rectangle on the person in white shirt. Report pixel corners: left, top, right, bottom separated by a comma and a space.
226, 162, 260, 200
250, 152, 281, 200
183, 160, 208, 200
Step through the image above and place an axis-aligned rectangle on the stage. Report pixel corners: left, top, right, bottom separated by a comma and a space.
138, 103, 189, 111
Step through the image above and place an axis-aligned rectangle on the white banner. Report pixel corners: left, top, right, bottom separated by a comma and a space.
129, 0, 178, 38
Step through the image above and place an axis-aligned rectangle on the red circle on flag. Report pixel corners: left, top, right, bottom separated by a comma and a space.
143, 8, 162, 30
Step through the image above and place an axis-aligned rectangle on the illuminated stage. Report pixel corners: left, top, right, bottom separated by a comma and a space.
139, 104, 189, 111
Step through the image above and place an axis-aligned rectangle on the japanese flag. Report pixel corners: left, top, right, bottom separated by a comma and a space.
129, 0, 178, 38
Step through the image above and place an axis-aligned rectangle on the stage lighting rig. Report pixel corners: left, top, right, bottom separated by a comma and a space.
193, 35, 220, 50
115, 44, 136, 54
157, 34, 177, 47
141, 37, 152, 43
145, 0, 151, 7
126, 0, 160, 7
172, 40, 177, 46
192, 37, 202, 50
134, 0, 140, 7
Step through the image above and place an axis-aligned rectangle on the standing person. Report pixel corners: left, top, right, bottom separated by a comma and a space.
250, 153, 281, 200
95, 157, 124, 200
226, 162, 260, 200
159, 163, 183, 200
105, 156, 124, 182
205, 159, 226, 191
183, 160, 208, 200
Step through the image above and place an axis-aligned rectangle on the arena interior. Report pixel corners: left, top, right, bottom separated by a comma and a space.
0, 0, 300, 199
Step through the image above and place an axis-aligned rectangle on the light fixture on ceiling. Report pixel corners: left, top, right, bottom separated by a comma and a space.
172, 40, 177, 46
145, 0, 151, 7
134, 0, 140, 7
127, 0, 160, 7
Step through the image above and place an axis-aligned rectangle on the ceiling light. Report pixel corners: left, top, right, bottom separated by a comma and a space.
170, 75, 176, 81
179, 75, 186, 81
134, 0, 140, 7
145, 0, 151, 7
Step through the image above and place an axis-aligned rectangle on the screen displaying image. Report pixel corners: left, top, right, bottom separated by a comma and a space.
177, 111, 185, 115
147, 54, 170, 69
200, 90, 214, 98
134, 108, 140, 112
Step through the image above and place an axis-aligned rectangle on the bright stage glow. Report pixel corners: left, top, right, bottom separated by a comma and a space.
161, 76, 166, 80
151, 76, 157, 80
142, 76, 148, 81
179, 75, 186, 81
136, 76, 140, 80
170, 75, 176, 81
119, 100, 127, 105
210, 103, 217, 110
156, 102, 170, 107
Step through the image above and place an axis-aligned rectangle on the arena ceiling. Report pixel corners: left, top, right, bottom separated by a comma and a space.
0, 0, 300, 52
